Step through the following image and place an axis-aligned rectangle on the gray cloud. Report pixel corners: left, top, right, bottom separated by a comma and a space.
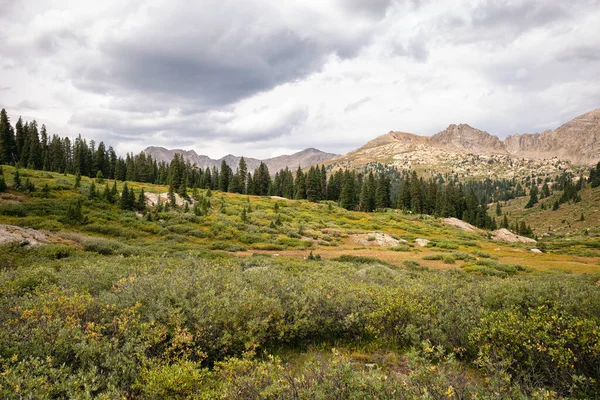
1, 0, 599, 158
344, 97, 372, 112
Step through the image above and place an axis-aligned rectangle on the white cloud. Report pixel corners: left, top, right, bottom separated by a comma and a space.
0, 0, 599, 159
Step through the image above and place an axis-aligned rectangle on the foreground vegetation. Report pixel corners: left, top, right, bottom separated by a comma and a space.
2, 248, 600, 399
1, 166, 600, 398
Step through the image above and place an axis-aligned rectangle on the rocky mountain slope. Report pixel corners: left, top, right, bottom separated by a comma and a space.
326, 109, 600, 177
142, 146, 339, 173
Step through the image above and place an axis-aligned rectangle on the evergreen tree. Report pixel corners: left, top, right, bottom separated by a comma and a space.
306, 166, 321, 202
0, 175, 6, 192
12, 169, 21, 189
103, 183, 114, 203
375, 174, 391, 209
320, 165, 327, 200
525, 185, 539, 208
0, 109, 16, 164
541, 182, 550, 198
136, 188, 146, 212
496, 202, 502, 216
168, 182, 176, 206
502, 214, 509, 229
294, 167, 306, 199
238, 157, 247, 194
340, 171, 357, 210
88, 182, 97, 199
15, 117, 25, 162
110, 180, 118, 198
253, 162, 271, 196
219, 160, 232, 192
65, 199, 87, 225
96, 170, 104, 184
119, 182, 131, 210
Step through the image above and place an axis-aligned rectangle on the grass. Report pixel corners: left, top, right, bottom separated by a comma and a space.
0, 165, 599, 274
1, 166, 600, 398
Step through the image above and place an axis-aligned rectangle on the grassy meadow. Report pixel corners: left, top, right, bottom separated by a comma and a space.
1, 166, 600, 398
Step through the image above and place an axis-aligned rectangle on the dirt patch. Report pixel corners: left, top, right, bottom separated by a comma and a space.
0, 224, 73, 247
442, 217, 479, 232
352, 233, 400, 247
492, 228, 536, 243
145, 192, 190, 207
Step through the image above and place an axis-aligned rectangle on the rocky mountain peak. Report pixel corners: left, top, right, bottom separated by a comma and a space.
431, 124, 505, 154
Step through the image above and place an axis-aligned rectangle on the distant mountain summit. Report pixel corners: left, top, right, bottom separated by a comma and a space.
328, 109, 600, 171
142, 146, 340, 173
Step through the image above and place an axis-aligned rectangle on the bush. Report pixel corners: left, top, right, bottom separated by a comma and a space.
208, 242, 247, 252
83, 238, 138, 256
389, 244, 410, 252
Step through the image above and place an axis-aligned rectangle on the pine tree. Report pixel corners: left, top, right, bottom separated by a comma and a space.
0, 175, 6, 192
96, 170, 104, 184
525, 185, 538, 208
238, 157, 247, 194
168, 182, 176, 207
375, 174, 391, 209
306, 166, 321, 202
119, 182, 131, 210
65, 199, 87, 225
219, 160, 232, 192
496, 202, 502, 216
12, 169, 21, 189
552, 200, 560, 211
110, 180, 118, 197
0, 109, 16, 164
88, 182, 97, 199
133, 187, 145, 211
294, 167, 306, 199
74, 172, 81, 188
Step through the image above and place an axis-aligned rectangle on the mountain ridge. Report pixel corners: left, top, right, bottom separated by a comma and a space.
329, 109, 600, 170
142, 146, 340, 173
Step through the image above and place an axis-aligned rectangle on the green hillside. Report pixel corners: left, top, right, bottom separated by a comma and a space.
1, 166, 600, 398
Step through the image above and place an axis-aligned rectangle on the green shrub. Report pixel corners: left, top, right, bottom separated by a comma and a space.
389, 244, 410, 252
208, 242, 247, 252
250, 243, 286, 251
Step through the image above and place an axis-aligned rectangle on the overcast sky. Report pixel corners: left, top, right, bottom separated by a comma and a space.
1, 0, 599, 159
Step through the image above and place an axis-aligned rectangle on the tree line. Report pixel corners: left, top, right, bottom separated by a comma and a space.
1, 108, 544, 231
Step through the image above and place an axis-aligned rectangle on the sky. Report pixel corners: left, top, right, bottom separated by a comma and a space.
1, 0, 599, 159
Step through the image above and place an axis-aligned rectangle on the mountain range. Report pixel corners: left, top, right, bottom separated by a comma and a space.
143, 109, 600, 174
327, 109, 600, 169
142, 146, 340, 173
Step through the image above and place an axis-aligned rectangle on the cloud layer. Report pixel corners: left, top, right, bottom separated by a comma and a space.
1, 0, 599, 158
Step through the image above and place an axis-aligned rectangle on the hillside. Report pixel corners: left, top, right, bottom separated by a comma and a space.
326, 109, 600, 177
143, 146, 340, 172
1, 166, 600, 398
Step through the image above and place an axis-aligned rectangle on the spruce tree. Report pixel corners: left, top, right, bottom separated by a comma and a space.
119, 182, 131, 210
96, 170, 104, 184
88, 182, 97, 199
525, 185, 539, 208
0, 109, 16, 164
137, 188, 146, 211
12, 169, 21, 189
0, 175, 6, 192
238, 157, 247, 194
375, 174, 391, 209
